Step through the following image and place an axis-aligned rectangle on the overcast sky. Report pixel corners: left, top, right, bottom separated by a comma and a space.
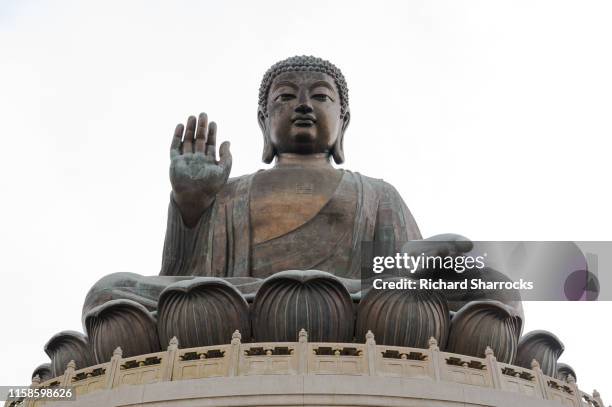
1, 0, 610, 396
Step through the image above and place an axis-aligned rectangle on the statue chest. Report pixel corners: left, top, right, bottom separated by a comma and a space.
249, 168, 352, 245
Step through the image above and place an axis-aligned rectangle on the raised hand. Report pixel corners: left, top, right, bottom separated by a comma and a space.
170, 113, 232, 227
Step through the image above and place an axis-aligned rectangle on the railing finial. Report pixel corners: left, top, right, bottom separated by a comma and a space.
168, 336, 179, 349
428, 336, 438, 351
31, 374, 41, 386
113, 346, 123, 358
530, 358, 540, 369
231, 330, 242, 345
299, 328, 308, 343
485, 346, 494, 357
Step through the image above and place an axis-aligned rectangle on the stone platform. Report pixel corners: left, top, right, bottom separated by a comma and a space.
6, 331, 604, 407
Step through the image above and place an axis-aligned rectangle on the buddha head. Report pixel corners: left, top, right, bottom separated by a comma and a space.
258, 56, 351, 164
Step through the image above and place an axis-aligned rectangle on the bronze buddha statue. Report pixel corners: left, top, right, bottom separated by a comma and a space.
41, 56, 537, 376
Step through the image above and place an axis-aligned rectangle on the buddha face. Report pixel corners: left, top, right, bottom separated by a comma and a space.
258, 71, 350, 162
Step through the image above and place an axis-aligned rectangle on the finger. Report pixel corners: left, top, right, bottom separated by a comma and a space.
183, 115, 196, 154
195, 112, 208, 153
219, 141, 232, 174
453, 239, 473, 254
170, 124, 184, 158
429, 233, 472, 254
205, 121, 217, 158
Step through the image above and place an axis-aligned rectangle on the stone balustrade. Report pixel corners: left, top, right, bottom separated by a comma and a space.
4, 330, 605, 407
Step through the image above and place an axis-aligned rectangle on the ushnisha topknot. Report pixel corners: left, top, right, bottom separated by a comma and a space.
258, 55, 349, 117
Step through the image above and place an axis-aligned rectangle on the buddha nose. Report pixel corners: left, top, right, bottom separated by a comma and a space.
295, 103, 313, 114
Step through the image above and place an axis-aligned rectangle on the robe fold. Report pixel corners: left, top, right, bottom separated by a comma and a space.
160, 170, 421, 279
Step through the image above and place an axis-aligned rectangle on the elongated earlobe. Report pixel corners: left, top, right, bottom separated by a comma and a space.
332, 111, 350, 165
332, 135, 345, 164
262, 138, 275, 164
258, 109, 275, 164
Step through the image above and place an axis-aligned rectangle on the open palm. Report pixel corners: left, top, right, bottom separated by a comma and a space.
170, 113, 232, 226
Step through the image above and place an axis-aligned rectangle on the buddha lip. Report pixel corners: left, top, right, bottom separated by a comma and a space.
293, 120, 314, 127
292, 116, 316, 127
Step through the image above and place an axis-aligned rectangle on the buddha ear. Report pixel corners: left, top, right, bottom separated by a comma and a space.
258, 108, 275, 164
332, 110, 350, 165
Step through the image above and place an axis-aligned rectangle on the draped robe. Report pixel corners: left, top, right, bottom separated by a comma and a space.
160, 170, 421, 279
83, 168, 523, 326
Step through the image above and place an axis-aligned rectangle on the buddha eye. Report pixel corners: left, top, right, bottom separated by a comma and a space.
312, 94, 332, 102
275, 93, 296, 102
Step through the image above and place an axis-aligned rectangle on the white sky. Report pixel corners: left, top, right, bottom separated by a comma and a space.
0, 0, 610, 396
